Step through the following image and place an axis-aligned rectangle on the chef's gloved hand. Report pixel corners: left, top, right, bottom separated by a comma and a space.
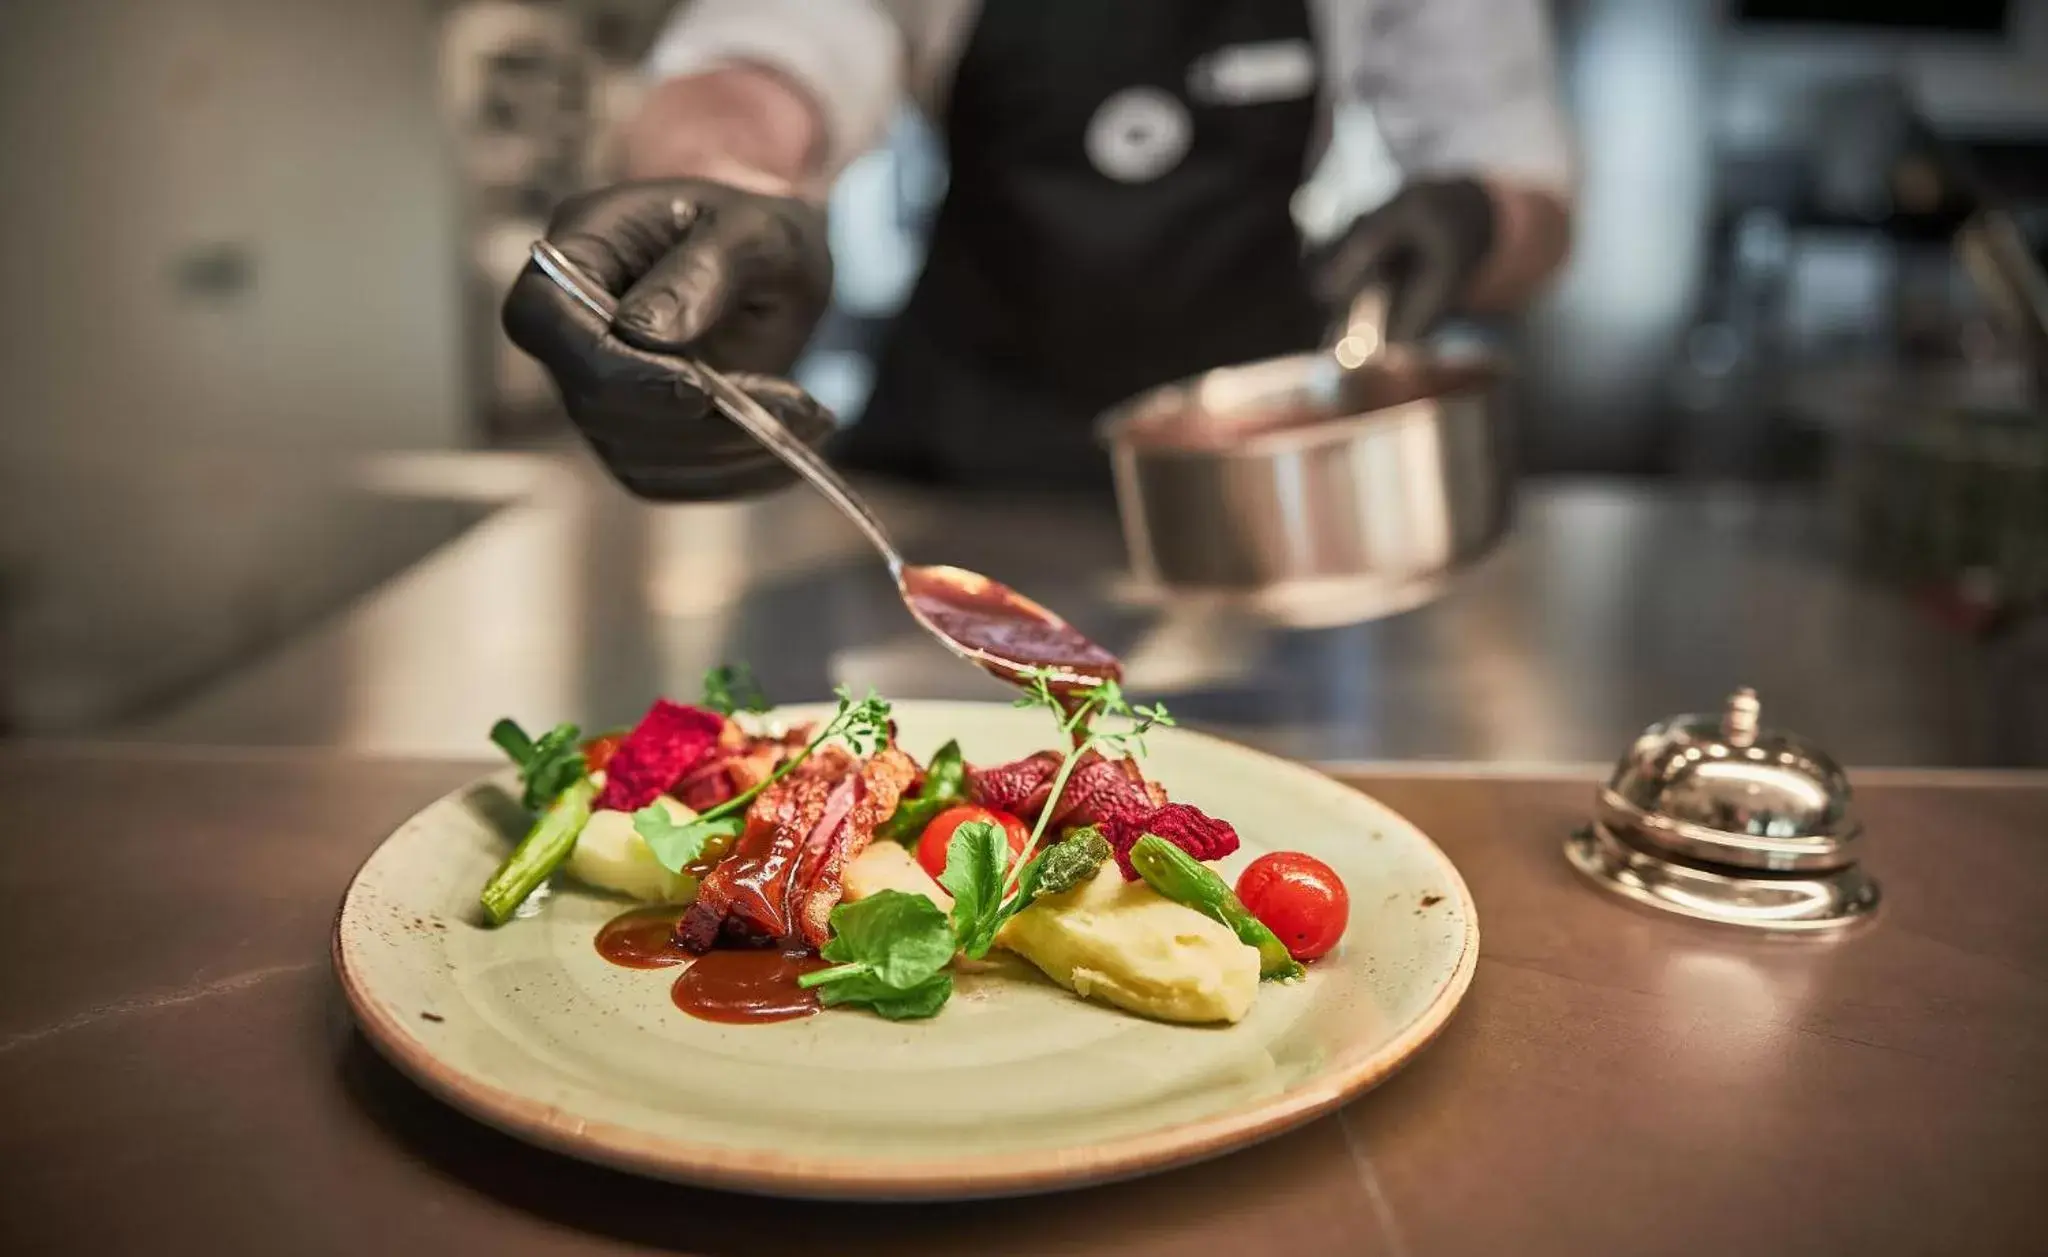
502, 178, 835, 500
1310, 178, 1496, 345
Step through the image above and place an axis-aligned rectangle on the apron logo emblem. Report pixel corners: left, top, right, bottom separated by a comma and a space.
1084, 87, 1192, 184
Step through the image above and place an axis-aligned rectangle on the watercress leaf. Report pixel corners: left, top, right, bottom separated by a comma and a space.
820, 890, 956, 988
817, 930, 858, 967
528, 722, 580, 767
635, 809, 743, 874
516, 723, 585, 809
1005, 849, 1048, 915
815, 969, 953, 1020
939, 819, 1010, 958
528, 750, 588, 810
867, 972, 954, 1020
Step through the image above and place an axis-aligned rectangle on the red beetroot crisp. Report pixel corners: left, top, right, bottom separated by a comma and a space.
593, 701, 727, 812
1100, 802, 1241, 880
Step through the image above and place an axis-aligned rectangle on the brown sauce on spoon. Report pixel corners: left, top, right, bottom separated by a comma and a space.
901, 564, 1121, 693
669, 949, 829, 1024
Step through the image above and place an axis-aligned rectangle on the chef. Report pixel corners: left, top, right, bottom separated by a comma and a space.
503, 0, 1573, 496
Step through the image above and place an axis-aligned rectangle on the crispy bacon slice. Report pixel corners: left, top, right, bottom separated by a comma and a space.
789, 747, 917, 948
677, 745, 917, 952
671, 722, 813, 812
967, 751, 1164, 830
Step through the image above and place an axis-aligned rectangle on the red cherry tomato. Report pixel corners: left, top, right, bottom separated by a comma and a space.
582, 731, 627, 776
1235, 853, 1350, 962
916, 805, 1031, 882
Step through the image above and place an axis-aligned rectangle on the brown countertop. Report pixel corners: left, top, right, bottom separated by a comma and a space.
1, 745, 2043, 1256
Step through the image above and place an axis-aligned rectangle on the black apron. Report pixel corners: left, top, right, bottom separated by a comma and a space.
836, 0, 1322, 489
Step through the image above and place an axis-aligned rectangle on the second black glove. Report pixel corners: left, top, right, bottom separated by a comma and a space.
1310, 178, 1496, 345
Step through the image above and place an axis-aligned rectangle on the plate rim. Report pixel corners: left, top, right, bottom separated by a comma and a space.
333, 704, 1479, 1200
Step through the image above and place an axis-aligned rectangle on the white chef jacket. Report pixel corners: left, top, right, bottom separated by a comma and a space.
645, 0, 1574, 196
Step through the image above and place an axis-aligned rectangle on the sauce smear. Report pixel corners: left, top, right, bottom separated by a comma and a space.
670, 949, 829, 1024
902, 564, 1120, 689
594, 905, 692, 969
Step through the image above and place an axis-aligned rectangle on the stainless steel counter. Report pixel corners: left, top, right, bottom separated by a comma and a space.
3, 747, 2044, 1255
126, 451, 2048, 766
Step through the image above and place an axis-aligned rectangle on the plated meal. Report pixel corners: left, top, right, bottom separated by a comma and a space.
335, 578, 1474, 1197
476, 664, 1353, 1029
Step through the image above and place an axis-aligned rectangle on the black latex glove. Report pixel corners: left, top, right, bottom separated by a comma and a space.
1310, 178, 1496, 345
502, 178, 835, 500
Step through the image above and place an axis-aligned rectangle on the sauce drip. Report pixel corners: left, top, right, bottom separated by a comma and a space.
594, 905, 692, 969
669, 949, 829, 1024
902, 565, 1120, 690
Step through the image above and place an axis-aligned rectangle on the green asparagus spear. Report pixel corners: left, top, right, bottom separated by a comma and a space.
479, 777, 597, 925
1127, 835, 1304, 980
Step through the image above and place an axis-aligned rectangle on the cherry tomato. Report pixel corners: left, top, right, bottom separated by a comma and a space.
1235, 853, 1350, 962
582, 731, 627, 775
916, 805, 1032, 881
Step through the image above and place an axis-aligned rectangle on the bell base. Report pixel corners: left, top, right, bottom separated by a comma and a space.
1565, 823, 1879, 933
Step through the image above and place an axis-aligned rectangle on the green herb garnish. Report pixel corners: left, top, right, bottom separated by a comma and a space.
700, 663, 770, 716
1000, 673, 1172, 901
803, 671, 1172, 1018
490, 717, 588, 811
633, 807, 742, 871
796, 890, 957, 1019
643, 685, 892, 874
938, 819, 1011, 960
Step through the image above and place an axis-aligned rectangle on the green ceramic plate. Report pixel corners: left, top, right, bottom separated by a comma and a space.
334, 701, 1476, 1199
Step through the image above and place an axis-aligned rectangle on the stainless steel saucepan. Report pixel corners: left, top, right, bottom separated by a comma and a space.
1098, 290, 1512, 628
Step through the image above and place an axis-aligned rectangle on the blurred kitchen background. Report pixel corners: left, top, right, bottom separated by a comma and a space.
2, 0, 2045, 764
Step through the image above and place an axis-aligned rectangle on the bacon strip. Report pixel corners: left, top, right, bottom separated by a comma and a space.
790, 747, 916, 948
677, 746, 916, 952
671, 723, 813, 812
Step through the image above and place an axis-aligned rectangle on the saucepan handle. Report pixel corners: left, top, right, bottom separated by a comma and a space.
1332, 285, 1391, 370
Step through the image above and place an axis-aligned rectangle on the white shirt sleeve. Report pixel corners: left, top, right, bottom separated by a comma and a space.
645, 0, 909, 180
1323, 0, 1576, 197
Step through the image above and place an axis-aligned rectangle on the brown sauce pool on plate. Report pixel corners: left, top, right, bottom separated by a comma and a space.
670, 950, 830, 1024
596, 909, 824, 1023
594, 905, 692, 969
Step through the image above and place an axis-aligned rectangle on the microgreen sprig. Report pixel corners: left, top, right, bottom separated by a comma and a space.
1002, 670, 1174, 897
700, 662, 770, 716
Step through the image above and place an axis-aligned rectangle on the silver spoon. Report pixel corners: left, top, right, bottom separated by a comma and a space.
529, 240, 1118, 692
